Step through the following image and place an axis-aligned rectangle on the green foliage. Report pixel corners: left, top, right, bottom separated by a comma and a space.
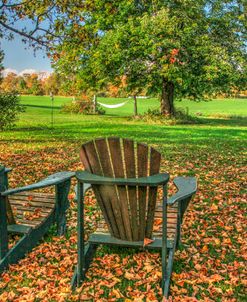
1, 1, 246, 115
61, 100, 93, 114
52, 1, 246, 114
0, 92, 25, 130
61, 100, 105, 115
0, 50, 3, 82
133, 108, 201, 125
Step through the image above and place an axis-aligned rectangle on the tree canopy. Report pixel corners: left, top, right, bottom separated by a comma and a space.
1, 1, 246, 115
53, 0, 247, 115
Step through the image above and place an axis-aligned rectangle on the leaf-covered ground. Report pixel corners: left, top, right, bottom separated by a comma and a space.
0, 112, 246, 301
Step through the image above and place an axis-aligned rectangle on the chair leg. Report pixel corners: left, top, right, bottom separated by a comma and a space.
71, 242, 97, 289
0, 196, 8, 260
163, 216, 179, 297
72, 182, 97, 289
176, 223, 182, 249
55, 179, 71, 236
163, 246, 176, 298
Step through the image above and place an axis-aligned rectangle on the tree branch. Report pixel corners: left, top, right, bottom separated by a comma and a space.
0, 20, 49, 47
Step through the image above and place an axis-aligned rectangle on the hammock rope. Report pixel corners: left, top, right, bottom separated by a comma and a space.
97, 100, 130, 109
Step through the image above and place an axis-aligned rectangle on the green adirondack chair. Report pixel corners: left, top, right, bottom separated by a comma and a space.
72, 138, 197, 298
0, 166, 74, 273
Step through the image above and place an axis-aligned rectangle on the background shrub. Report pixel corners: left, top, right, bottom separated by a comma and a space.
0, 92, 25, 130
61, 100, 105, 115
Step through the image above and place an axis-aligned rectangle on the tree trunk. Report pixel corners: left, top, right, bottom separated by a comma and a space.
160, 78, 175, 116
93, 94, 97, 113
133, 95, 137, 116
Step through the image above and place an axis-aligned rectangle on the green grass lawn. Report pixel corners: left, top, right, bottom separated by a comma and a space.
0, 95, 246, 301
20, 95, 247, 119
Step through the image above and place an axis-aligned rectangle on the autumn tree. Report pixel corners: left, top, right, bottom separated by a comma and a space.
0, 72, 19, 92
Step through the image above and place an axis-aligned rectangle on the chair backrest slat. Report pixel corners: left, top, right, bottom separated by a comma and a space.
123, 138, 139, 240
108, 138, 132, 240
80, 138, 162, 241
146, 147, 161, 237
137, 143, 149, 240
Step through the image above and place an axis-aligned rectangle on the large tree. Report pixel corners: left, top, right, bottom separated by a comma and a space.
1, 1, 246, 115
52, 0, 246, 116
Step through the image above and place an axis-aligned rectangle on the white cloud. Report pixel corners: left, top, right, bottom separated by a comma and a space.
19, 69, 37, 76
1, 68, 51, 79
2, 68, 18, 77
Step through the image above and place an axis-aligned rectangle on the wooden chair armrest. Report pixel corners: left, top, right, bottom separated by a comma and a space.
83, 183, 92, 193
4, 168, 12, 174
167, 177, 197, 205
74, 183, 92, 201
76, 171, 169, 187
1, 171, 75, 196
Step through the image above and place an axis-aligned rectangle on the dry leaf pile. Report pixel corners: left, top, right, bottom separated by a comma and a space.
0, 140, 245, 301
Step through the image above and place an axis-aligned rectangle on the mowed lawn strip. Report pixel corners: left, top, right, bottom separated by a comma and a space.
0, 96, 246, 301
19, 95, 247, 118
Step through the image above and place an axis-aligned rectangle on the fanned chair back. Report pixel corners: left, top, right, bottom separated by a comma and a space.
80, 138, 161, 241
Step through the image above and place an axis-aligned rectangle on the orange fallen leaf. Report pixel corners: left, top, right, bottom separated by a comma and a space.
154, 218, 162, 225
201, 245, 208, 253
143, 238, 154, 247
124, 272, 136, 280
209, 274, 223, 283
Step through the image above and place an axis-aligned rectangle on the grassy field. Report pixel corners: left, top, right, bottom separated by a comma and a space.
20, 95, 247, 119
0, 95, 246, 301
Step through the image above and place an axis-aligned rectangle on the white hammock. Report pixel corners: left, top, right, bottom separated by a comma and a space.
97, 100, 129, 109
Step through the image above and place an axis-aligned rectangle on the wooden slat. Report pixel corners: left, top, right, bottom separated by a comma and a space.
14, 211, 46, 221
123, 139, 138, 241
11, 208, 52, 217
95, 138, 126, 239
81, 141, 117, 236
137, 143, 148, 240
6, 192, 55, 230
108, 138, 132, 241
9, 199, 55, 209
14, 191, 54, 198
9, 194, 54, 204
7, 224, 32, 234
146, 147, 161, 238
15, 219, 41, 227
89, 233, 174, 249
96, 203, 178, 239
6, 196, 16, 224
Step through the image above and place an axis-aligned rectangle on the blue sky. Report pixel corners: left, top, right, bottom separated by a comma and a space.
1, 34, 52, 73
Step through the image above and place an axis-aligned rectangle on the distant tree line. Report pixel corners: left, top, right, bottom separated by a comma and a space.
0, 71, 140, 98
0, 72, 68, 96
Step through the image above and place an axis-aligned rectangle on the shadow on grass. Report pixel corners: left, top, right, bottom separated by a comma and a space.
11, 125, 52, 132
1, 121, 245, 150
23, 104, 61, 109
201, 116, 247, 127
